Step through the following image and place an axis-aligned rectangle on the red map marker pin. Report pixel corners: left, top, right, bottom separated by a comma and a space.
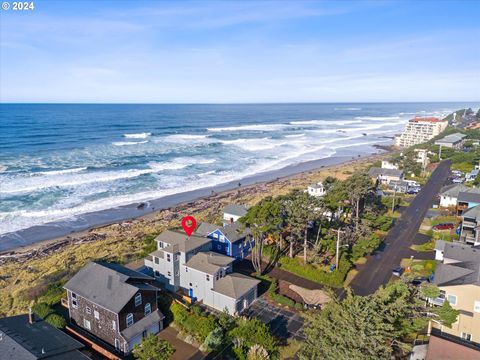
181, 215, 197, 237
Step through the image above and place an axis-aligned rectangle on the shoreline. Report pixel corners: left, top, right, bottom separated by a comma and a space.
0, 147, 393, 256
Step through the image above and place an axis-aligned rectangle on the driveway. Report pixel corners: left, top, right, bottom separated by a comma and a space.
158, 326, 204, 360
245, 298, 305, 340
350, 160, 451, 296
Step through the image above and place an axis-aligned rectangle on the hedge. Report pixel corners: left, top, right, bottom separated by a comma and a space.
171, 302, 217, 341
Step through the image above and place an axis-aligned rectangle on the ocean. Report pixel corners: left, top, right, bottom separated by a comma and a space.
0, 102, 478, 244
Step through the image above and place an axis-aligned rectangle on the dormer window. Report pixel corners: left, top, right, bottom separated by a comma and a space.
144, 303, 151, 316
126, 313, 134, 327
159, 242, 164, 248
135, 293, 142, 307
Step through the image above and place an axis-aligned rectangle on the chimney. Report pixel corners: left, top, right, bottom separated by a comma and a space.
28, 307, 34, 324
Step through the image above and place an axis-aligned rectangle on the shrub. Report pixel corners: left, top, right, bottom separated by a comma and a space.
32, 302, 54, 319
229, 318, 277, 360
133, 333, 174, 360
201, 327, 224, 352
171, 302, 217, 341
45, 314, 66, 328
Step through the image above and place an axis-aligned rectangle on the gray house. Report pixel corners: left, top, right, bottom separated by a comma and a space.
368, 167, 404, 185
145, 230, 260, 315
0, 312, 89, 360
459, 205, 480, 246
435, 133, 467, 149
64, 262, 164, 355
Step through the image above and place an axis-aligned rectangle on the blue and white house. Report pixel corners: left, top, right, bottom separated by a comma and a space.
195, 222, 253, 259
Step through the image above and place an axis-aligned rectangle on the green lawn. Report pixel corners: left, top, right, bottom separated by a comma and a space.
400, 259, 437, 277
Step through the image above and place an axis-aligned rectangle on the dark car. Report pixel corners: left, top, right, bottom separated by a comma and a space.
392, 266, 404, 277
411, 276, 430, 286
432, 223, 454, 231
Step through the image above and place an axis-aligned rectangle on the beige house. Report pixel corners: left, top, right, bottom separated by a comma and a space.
429, 242, 480, 345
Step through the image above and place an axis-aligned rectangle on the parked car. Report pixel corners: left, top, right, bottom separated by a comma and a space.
411, 276, 430, 286
432, 223, 454, 231
452, 178, 464, 184
392, 266, 404, 277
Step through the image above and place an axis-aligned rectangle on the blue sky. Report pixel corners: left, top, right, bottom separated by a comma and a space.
0, 0, 479, 103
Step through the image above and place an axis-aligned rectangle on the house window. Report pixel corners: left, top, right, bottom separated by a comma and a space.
159, 242, 163, 248
72, 299, 78, 309
206, 274, 210, 281
461, 332, 472, 342
144, 303, 151, 316
154, 270, 160, 277
213, 233, 218, 239
167, 271, 171, 277
447, 294, 457, 305
185, 267, 188, 272
86, 307, 91, 314
217, 244, 221, 250
219, 235, 225, 243
135, 293, 142, 307
71, 292, 77, 299
126, 313, 134, 328
189, 282, 193, 287
216, 273, 219, 281
475, 301, 480, 313
167, 254, 171, 262
83, 319, 91, 330
112, 320, 117, 331
94, 310, 100, 320
154, 257, 159, 264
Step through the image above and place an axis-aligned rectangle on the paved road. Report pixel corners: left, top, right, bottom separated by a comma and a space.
350, 160, 451, 296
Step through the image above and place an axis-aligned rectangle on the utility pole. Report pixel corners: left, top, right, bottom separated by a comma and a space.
438, 145, 442, 161
391, 185, 397, 213
335, 229, 344, 271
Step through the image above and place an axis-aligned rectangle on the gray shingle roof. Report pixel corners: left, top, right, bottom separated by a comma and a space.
224, 204, 248, 217
221, 222, 251, 243
458, 191, 480, 204
439, 184, 470, 197
120, 309, 164, 342
368, 167, 403, 178
213, 273, 260, 299
0, 314, 88, 360
434, 261, 480, 286
185, 252, 234, 274
64, 262, 156, 313
195, 222, 219, 236
442, 242, 480, 263
435, 133, 467, 145
462, 205, 480, 221
155, 230, 211, 253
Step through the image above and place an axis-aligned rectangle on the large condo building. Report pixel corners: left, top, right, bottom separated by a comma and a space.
395, 117, 448, 148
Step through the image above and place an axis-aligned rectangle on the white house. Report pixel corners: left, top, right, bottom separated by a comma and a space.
414, 148, 430, 168
439, 184, 470, 208
381, 160, 398, 170
368, 167, 404, 185
223, 204, 248, 226
144, 230, 259, 315
307, 182, 326, 197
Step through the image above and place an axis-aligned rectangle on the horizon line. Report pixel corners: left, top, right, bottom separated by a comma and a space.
1, 101, 480, 105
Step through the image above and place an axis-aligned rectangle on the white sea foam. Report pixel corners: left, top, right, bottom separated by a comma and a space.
35, 167, 88, 176
112, 141, 149, 146
334, 107, 362, 111
123, 132, 152, 139
354, 116, 401, 121
207, 124, 287, 132
285, 133, 305, 138
290, 119, 362, 126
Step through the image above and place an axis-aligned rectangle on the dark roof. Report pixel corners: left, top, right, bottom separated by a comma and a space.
195, 222, 219, 236
155, 230, 211, 253
434, 261, 480, 286
368, 167, 403, 178
223, 204, 248, 217
458, 191, 480, 204
185, 252, 234, 274
64, 262, 156, 313
221, 222, 251, 243
120, 310, 164, 342
426, 333, 480, 360
435, 133, 467, 145
442, 242, 480, 263
0, 314, 88, 360
462, 205, 480, 221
